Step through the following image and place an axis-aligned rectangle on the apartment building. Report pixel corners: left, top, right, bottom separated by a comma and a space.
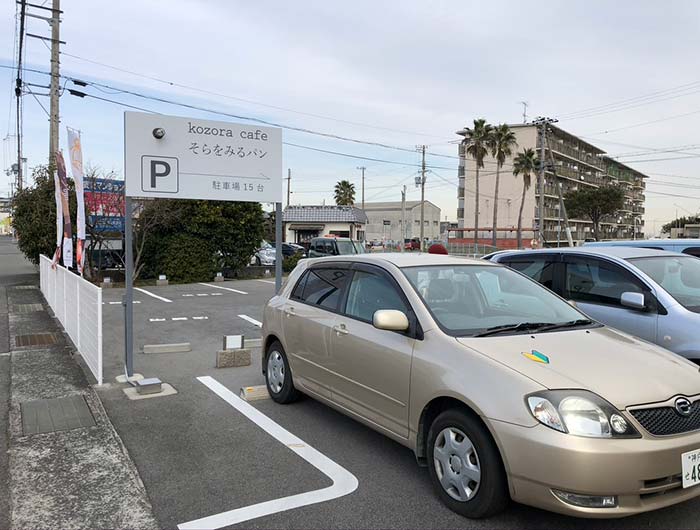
457, 123, 647, 245
363, 200, 441, 242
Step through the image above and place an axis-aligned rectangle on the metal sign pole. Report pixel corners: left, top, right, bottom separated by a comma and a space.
123, 195, 134, 377
275, 202, 282, 293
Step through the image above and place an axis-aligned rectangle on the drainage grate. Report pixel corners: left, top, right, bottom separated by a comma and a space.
13, 285, 38, 290
13, 303, 44, 313
14, 333, 60, 347
21, 395, 96, 435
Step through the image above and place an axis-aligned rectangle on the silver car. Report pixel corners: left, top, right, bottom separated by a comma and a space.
489, 247, 700, 359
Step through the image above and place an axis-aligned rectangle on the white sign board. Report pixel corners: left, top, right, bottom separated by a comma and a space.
124, 112, 282, 203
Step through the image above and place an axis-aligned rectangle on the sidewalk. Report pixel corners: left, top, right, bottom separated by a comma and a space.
0, 237, 158, 529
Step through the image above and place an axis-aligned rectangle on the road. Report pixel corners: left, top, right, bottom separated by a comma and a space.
95, 274, 700, 529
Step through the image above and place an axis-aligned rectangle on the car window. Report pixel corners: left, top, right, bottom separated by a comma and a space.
344, 270, 407, 323
299, 268, 349, 310
402, 265, 585, 336
682, 247, 700, 258
336, 240, 356, 255
630, 256, 700, 313
563, 257, 644, 306
291, 272, 308, 300
324, 241, 335, 254
502, 258, 555, 290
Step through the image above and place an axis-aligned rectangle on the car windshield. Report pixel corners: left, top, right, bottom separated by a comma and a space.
336, 240, 356, 254
628, 256, 700, 313
353, 241, 365, 254
402, 264, 590, 337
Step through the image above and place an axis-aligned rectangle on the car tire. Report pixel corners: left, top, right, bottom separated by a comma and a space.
265, 341, 300, 404
427, 409, 508, 519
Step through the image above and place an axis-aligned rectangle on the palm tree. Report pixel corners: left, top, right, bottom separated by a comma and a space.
488, 124, 517, 248
334, 180, 356, 206
460, 119, 493, 245
512, 148, 539, 248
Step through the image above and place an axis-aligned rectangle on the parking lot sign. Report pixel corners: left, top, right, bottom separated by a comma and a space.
124, 112, 282, 202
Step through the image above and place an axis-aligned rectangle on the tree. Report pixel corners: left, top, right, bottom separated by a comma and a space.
334, 180, 356, 206
488, 124, 517, 247
461, 119, 493, 245
139, 199, 264, 282
11, 165, 77, 265
512, 149, 539, 248
662, 215, 700, 235
564, 185, 625, 241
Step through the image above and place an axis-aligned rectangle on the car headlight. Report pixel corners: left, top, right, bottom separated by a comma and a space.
526, 390, 640, 438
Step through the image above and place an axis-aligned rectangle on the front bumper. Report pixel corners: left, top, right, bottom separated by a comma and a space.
492, 419, 700, 518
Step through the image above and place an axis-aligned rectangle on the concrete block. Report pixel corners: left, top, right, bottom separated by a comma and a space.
216, 348, 251, 368
101, 280, 113, 288
143, 342, 191, 354
135, 377, 162, 395
156, 279, 169, 286
240, 385, 270, 401
123, 383, 177, 400
214, 273, 224, 282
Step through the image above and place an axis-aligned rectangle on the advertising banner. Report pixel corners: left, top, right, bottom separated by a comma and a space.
56, 151, 73, 268
51, 154, 63, 267
67, 127, 86, 274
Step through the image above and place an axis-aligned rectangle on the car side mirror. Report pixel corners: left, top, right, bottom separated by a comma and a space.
621, 291, 645, 310
373, 309, 409, 331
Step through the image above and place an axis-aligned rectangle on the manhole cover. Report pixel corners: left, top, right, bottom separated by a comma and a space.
13, 285, 38, 290
21, 395, 96, 435
14, 333, 60, 347
13, 303, 44, 313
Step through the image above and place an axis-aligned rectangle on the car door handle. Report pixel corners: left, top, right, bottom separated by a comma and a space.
333, 323, 349, 336
283, 307, 295, 317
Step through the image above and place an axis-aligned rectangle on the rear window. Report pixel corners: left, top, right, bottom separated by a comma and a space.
292, 268, 350, 311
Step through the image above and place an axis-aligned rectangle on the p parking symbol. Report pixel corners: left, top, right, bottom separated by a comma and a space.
141, 156, 179, 194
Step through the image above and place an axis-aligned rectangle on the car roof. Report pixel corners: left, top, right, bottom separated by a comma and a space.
584, 239, 700, 247
494, 246, 686, 260
303, 252, 494, 268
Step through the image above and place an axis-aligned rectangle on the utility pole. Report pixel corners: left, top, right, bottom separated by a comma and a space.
356, 166, 366, 209
417, 145, 427, 251
400, 185, 406, 253
48, 0, 61, 169
15, 0, 27, 191
520, 101, 529, 124
286, 168, 291, 207
532, 117, 557, 247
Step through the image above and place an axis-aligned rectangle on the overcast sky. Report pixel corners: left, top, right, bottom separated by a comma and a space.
2, 0, 700, 235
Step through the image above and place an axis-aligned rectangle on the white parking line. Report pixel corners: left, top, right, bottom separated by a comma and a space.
198, 282, 248, 295
105, 301, 141, 305
192, 316, 208, 320
172, 317, 188, 321
238, 314, 262, 327
196, 293, 209, 297
179, 377, 358, 530
210, 293, 223, 296
134, 287, 173, 303
255, 279, 276, 285
182, 294, 195, 297
149, 318, 166, 322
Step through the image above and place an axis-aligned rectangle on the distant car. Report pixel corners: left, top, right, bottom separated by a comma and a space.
404, 238, 421, 251
490, 246, 700, 359
584, 239, 700, 258
251, 241, 276, 266
308, 237, 363, 258
369, 240, 385, 252
262, 253, 700, 519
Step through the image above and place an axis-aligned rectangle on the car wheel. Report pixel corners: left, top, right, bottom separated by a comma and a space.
265, 341, 300, 404
427, 409, 508, 518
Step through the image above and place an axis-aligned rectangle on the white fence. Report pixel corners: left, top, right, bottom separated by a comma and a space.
40, 254, 103, 385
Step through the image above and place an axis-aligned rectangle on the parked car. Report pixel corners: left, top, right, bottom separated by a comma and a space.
488, 246, 700, 359
584, 239, 700, 258
404, 238, 421, 251
262, 253, 700, 519
307, 237, 363, 258
251, 241, 276, 266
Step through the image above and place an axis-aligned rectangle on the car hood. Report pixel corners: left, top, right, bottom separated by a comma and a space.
457, 326, 700, 409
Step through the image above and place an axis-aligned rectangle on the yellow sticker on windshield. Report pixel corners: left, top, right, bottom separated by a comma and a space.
522, 350, 549, 364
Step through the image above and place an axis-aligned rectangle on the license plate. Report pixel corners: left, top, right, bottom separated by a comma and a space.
682, 449, 700, 488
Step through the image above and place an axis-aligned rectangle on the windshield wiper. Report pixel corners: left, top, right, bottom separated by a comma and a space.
474, 322, 553, 337
535, 319, 593, 332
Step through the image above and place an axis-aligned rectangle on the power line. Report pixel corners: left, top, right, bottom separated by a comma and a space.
60, 50, 449, 139
583, 107, 700, 136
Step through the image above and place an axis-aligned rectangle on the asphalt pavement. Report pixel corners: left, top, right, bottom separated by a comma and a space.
96, 275, 700, 529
